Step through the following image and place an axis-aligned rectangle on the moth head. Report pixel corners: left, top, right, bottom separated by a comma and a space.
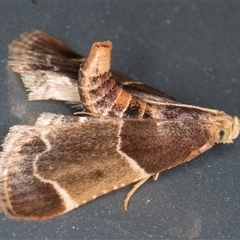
213, 115, 240, 144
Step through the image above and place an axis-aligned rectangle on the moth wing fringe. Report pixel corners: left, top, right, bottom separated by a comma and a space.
35, 112, 88, 126
0, 125, 41, 217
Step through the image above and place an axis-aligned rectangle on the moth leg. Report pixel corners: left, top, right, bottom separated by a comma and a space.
153, 173, 159, 181
123, 177, 150, 211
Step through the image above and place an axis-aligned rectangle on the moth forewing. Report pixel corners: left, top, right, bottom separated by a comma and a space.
0, 115, 152, 219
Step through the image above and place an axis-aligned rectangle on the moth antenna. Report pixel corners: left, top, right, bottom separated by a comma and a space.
123, 177, 150, 211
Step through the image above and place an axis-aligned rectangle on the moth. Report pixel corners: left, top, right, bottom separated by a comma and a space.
0, 30, 239, 220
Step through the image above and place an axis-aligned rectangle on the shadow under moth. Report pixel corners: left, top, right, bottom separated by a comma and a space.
0, 30, 239, 220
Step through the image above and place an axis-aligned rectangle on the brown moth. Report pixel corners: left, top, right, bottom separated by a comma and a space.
0, 30, 239, 220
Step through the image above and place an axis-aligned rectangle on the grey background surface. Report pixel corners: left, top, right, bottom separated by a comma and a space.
0, 1, 240, 239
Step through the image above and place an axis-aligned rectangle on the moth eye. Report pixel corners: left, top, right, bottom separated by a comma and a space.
215, 128, 230, 142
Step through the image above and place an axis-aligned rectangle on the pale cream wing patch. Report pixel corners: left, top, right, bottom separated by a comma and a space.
20, 73, 80, 102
